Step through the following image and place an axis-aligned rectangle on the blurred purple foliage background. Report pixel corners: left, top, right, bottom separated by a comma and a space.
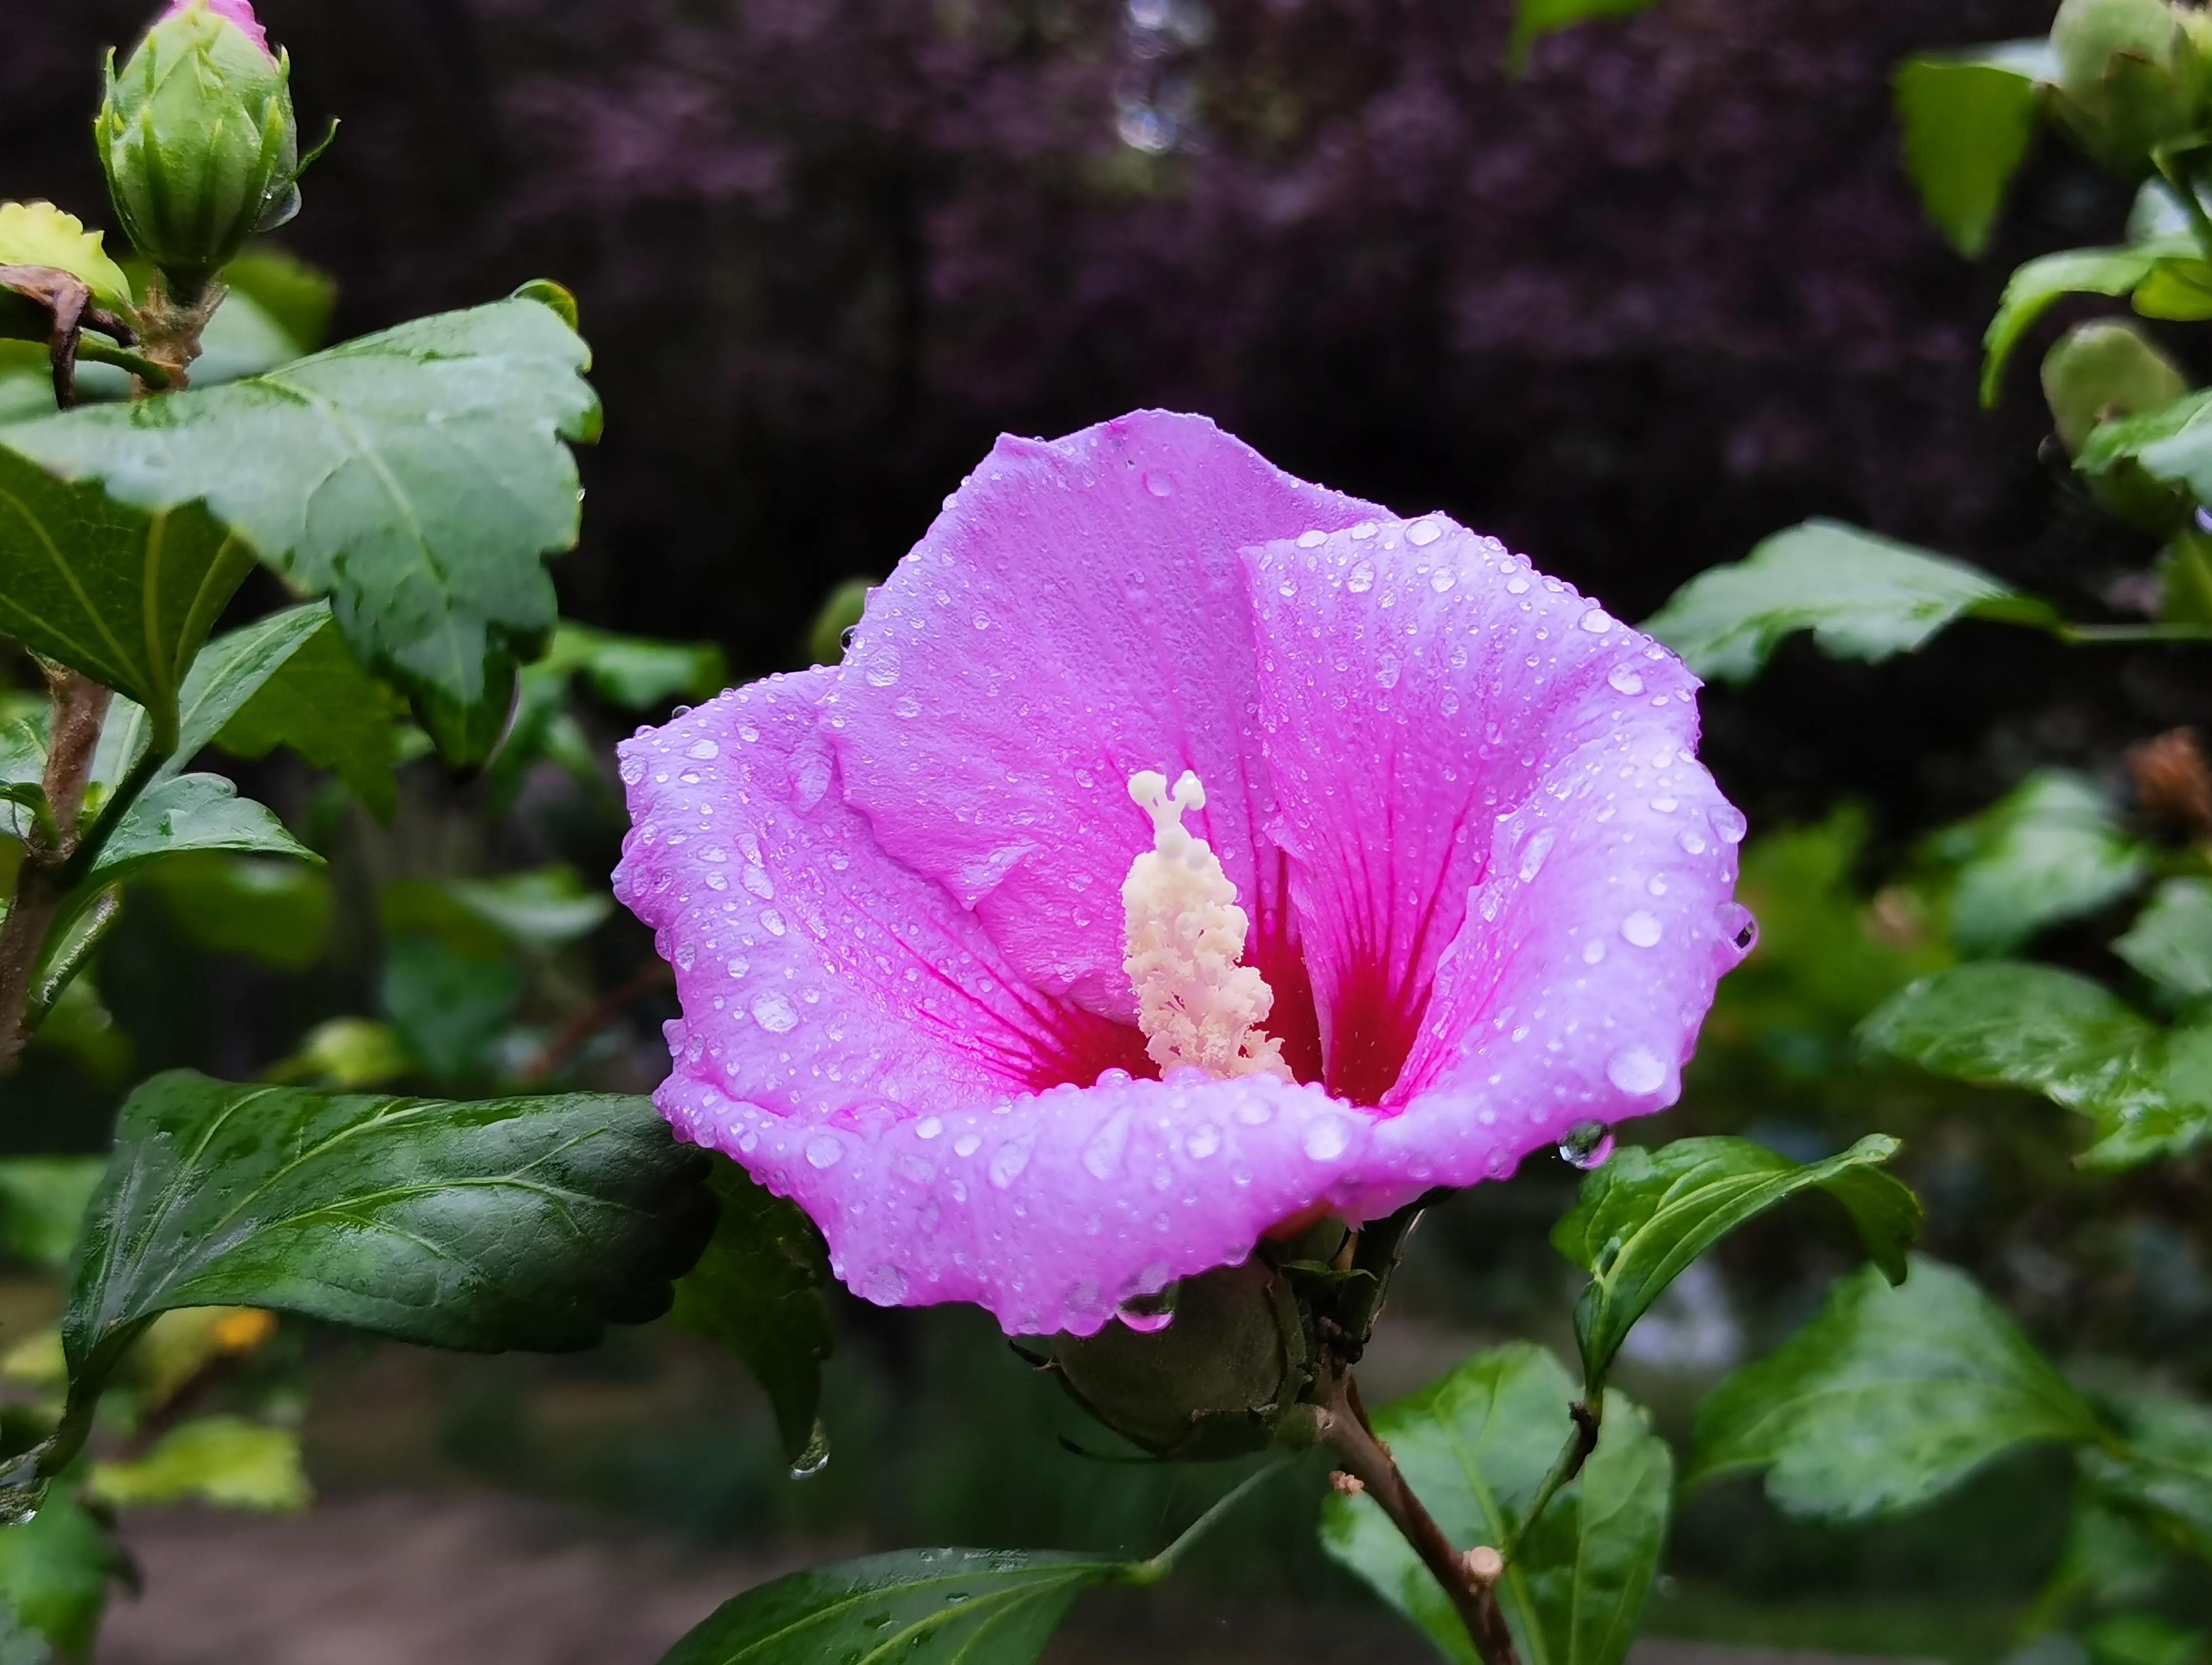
8, 0, 2180, 831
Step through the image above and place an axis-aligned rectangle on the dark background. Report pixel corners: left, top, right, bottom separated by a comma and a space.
3, 0, 2184, 837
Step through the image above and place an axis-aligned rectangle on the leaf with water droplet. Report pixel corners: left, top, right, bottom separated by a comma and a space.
1551, 1134, 1920, 1391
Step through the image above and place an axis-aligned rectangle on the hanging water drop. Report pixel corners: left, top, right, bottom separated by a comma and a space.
1558, 1121, 1615, 1171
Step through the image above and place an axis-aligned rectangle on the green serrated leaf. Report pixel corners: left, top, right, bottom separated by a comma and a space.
2081, 386, 2212, 501
1924, 771, 2150, 955
672, 1156, 834, 1466
1553, 1135, 1919, 1390
61, 1071, 714, 1410
1690, 1256, 2103, 1520
379, 867, 613, 960
1861, 962, 2212, 1168
1895, 44, 2053, 258
1982, 242, 2190, 408
0, 448, 251, 740
1321, 1344, 1671, 1665
1643, 519, 2050, 684
0, 297, 600, 744
2115, 878, 2212, 1002
659, 1549, 1125, 1665
88, 1416, 308, 1512
190, 602, 399, 816
88, 774, 316, 888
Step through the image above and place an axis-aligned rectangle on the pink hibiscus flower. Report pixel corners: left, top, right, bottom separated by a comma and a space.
614, 411, 1752, 1337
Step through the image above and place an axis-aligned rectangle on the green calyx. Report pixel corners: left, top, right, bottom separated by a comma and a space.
1047, 1257, 1313, 1462
2048, 0, 2212, 175
95, 0, 302, 302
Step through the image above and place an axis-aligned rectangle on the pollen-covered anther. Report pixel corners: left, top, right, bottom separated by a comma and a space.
1122, 769, 1290, 1081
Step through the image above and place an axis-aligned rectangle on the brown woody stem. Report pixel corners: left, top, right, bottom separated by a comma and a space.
1315, 1370, 1522, 1665
0, 669, 114, 1078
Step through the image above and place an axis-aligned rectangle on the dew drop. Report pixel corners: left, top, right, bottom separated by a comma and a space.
687, 739, 720, 761
916, 1117, 944, 1140
1297, 529, 1328, 548
1621, 911, 1663, 948
1579, 608, 1615, 633
1407, 519, 1442, 547
1607, 665, 1644, 696
1347, 561, 1377, 593
1519, 828, 1556, 882
1606, 1046, 1667, 1096
1185, 1123, 1222, 1159
789, 1418, 831, 1479
751, 991, 800, 1033
1708, 804, 1748, 844
1430, 568, 1457, 593
1144, 470, 1176, 497
1083, 1111, 1131, 1179
1303, 1116, 1351, 1161
1718, 901, 1759, 956
1558, 1121, 1616, 1170
865, 648, 902, 686
804, 1133, 844, 1168
1582, 937, 1606, 965
954, 1133, 983, 1157
893, 695, 922, 719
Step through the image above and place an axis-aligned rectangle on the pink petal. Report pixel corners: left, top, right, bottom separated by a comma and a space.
658, 1063, 1368, 1336
1242, 517, 1716, 1109
822, 411, 1383, 1079
159, 0, 274, 56
613, 670, 1372, 1336
613, 670, 1148, 1116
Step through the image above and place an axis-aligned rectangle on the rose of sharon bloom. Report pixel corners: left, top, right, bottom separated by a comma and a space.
159, 0, 273, 56
614, 411, 1753, 1336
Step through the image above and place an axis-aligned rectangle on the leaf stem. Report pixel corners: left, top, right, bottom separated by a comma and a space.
1315, 1370, 1522, 1665
1129, 1458, 1290, 1584
1502, 1395, 1602, 1562
74, 338, 176, 390
2057, 622, 2212, 644
0, 668, 115, 1078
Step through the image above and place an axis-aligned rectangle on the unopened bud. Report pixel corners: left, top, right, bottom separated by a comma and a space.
2043, 319, 2193, 532
2048, 0, 2212, 175
95, 0, 305, 302
1048, 1257, 1310, 1462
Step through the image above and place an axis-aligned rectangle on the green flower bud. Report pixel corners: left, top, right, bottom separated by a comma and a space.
2048, 0, 2212, 175
95, 0, 302, 303
1047, 1258, 1310, 1462
2043, 319, 2194, 532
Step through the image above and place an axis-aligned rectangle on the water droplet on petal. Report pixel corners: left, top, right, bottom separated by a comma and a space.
1582, 938, 1606, 965
805, 1133, 844, 1168
865, 647, 902, 686
1559, 1121, 1616, 1170
1083, 1111, 1131, 1179
916, 1117, 944, 1140
1347, 561, 1377, 593
1407, 519, 1442, 547
1708, 804, 1748, 844
1606, 1046, 1667, 1096
1297, 529, 1327, 548
1303, 1116, 1351, 1161
1718, 901, 1759, 957
1607, 665, 1644, 696
1621, 911, 1663, 948
1519, 828, 1556, 882
751, 991, 800, 1033
1579, 608, 1615, 633
688, 739, 720, 760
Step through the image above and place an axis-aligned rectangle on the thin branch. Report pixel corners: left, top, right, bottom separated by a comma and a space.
0, 669, 114, 1078
1315, 1372, 1521, 1665
516, 960, 672, 1084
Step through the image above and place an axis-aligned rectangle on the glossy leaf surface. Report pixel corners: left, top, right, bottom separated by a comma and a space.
1553, 1135, 1918, 1389
1691, 1257, 2102, 1519
1644, 520, 2051, 684
1894, 43, 2051, 258
1924, 772, 2148, 955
